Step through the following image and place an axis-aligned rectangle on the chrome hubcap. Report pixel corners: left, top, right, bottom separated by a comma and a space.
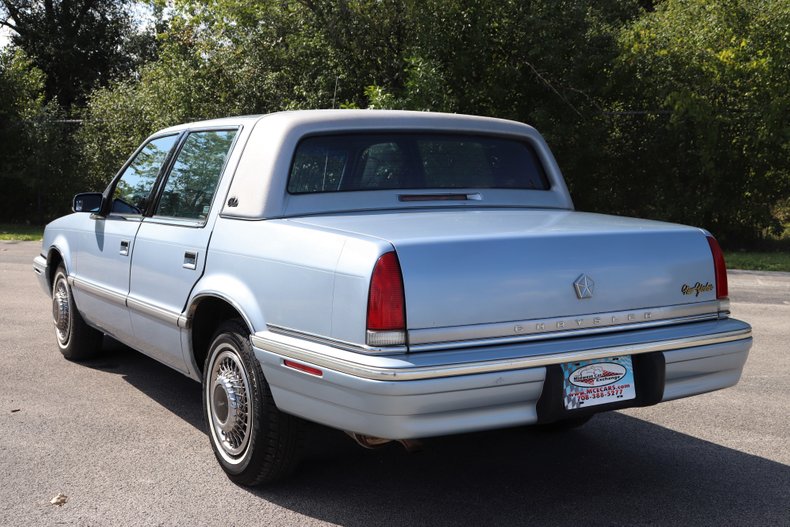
53, 277, 71, 345
208, 348, 251, 458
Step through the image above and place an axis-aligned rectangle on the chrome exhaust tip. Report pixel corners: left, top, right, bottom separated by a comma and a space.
346, 432, 423, 452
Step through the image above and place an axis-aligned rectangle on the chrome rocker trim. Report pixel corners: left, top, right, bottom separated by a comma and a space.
127, 297, 182, 326
69, 276, 127, 305
70, 276, 188, 327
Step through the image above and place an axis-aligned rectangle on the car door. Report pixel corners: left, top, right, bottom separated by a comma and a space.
71, 134, 180, 344
127, 128, 239, 372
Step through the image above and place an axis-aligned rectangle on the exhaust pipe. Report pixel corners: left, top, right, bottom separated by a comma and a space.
346, 432, 423, 453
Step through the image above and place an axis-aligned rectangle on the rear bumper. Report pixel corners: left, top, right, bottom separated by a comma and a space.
252, 317, 752, 439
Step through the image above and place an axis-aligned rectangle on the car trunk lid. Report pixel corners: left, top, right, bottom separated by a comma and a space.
291, 209, 721, 348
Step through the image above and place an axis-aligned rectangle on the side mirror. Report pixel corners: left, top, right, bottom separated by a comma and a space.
72, 192, 103, 213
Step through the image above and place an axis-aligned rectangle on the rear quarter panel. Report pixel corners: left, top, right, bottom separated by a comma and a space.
195, 217, 389, 343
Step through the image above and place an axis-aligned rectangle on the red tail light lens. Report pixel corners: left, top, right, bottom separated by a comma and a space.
706, 235, 728, 299
366, 251, 406, 345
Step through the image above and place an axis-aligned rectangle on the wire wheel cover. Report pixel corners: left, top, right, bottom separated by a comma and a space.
53, 277, 71, 345
208, 347, 252, 458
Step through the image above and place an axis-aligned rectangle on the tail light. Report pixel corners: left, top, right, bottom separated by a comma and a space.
366, 251, 406, 346
706, 235, 728, 299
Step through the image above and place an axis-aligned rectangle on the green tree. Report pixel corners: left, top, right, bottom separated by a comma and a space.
368, 0, 644, 214
74, 0, 788, 246
79, 0, 407, 185
0, 48, 82, 223
0, 0, 157, 109
608, 0, 790, 244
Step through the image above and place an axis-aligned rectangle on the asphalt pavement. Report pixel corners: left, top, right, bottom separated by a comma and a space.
1, 240, 788, 526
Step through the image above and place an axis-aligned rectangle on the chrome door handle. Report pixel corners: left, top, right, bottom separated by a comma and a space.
120, 240, 130, 256
183, 251, 198, 270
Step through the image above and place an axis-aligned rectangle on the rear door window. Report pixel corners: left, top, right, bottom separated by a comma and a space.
154, 129, 237, 221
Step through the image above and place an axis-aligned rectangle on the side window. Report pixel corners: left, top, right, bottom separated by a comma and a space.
112, 135, 179, 215
155, 130, 237, 221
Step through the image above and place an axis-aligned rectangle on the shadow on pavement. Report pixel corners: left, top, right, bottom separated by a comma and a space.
84, 338, 790, 526
262, 417, 790, 526
84, 336, 204, 431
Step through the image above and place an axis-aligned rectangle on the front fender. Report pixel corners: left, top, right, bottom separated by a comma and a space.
43, 230, 77, 294
42, 213, 95, 286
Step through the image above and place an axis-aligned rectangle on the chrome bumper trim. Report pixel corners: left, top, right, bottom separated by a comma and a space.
267, 324, 408, 355
251, 327, 752, 382
32, 255, 50, 295
33, 255, 47, 275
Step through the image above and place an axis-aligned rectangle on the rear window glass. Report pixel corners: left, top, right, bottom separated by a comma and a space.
287, 133, 549, 194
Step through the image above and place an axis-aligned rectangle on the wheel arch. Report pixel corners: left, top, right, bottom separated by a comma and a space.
185, 292, 259, 377
44, 238, 72, 293
46, 249, 64, 290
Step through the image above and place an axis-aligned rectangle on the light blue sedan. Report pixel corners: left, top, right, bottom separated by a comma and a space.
34, 110, 752, 485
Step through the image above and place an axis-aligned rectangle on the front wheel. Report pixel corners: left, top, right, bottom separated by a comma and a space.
52, 265, 102, 360
203, 319, 302, 486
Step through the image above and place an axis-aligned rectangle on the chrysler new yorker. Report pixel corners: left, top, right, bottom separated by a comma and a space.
33, 110, 753, 485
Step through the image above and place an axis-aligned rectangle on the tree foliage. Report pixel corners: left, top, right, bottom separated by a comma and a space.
0, 0, 156, 108
1, 0, 787, 246
0, 48, 81, 222
606, 0, 790, 243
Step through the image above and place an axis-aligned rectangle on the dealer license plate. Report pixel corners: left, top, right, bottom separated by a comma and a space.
561, 355, 636, 410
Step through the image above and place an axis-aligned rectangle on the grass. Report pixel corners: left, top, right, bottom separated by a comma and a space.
726, 222, 790, 272
0, 223, 44, 241
726, 251, 790, 273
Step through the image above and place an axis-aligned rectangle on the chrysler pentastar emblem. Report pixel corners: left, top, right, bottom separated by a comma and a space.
574, 274, 594, 299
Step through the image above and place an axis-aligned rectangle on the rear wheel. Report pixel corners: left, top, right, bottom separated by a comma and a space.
52, 265, 102, 360
203, 319, 302, 486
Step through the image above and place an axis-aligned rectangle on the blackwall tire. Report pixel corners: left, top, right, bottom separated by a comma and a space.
52, 265, 103, 361
203, 319, 302, 486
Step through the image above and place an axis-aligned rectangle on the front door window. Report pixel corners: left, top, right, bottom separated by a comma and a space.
111, 135, 179, 215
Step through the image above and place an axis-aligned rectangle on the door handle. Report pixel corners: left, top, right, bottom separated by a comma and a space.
183, 251, 198, 270
120, 240, 130, 256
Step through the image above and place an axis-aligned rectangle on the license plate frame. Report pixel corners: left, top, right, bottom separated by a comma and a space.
561, 355, 637, 410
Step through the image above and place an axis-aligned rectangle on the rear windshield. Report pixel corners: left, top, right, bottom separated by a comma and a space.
287, 133, 549, 194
